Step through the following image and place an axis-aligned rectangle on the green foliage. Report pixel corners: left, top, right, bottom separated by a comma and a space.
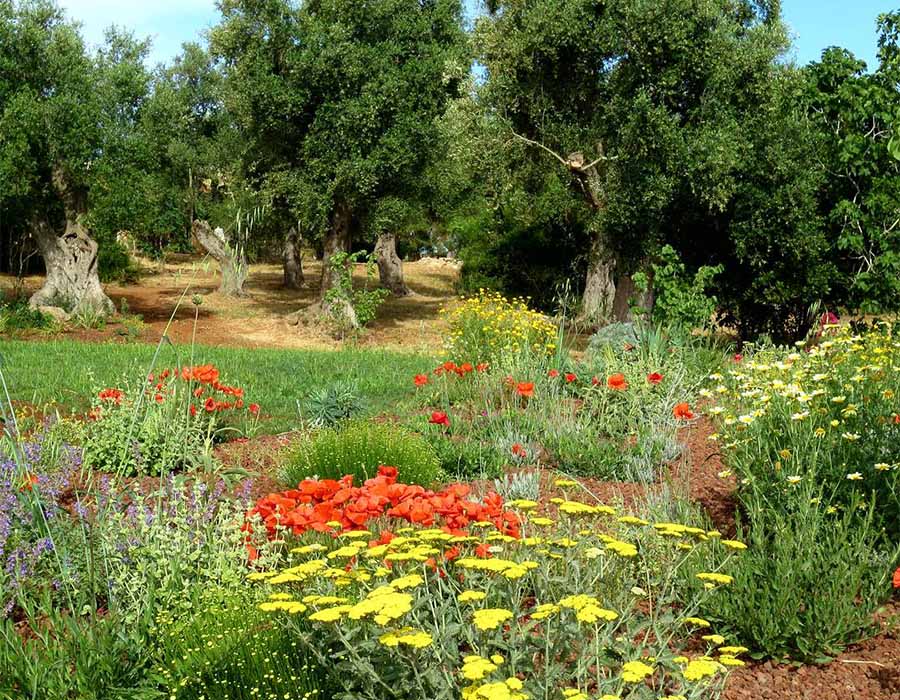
81, 384, 217, 477
211, 0, 468, 250
633, 246, 722, 331
685, 491, 892, 661
282, 420, 441, 488
324, 251, 389, 332
151, 589, 331, 700
0, 607, 158, 700
0, 296, 55, 333
301, 381, 366, 428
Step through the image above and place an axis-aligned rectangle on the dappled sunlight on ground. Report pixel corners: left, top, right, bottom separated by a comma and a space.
1, 256, 461, 351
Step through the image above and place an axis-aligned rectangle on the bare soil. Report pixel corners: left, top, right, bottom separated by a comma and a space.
1, 256, 460, 352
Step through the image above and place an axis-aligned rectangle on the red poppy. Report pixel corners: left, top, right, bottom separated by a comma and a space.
190, 405, 197, 417
591, 376, 600, 386
414, 374, 429, 387
429, 411, 450, 427
249, 403, 260, 416
893, 414, 900, 425
733, 353, 743, 363
460, 362, 474, 374
893, 566, 900, 589
98, 388, 124, 404
607, 373, 628, 391
516, 382, 535, 398
20, 473, 39, 492
204, 397, 217, 412
474, 542, 493, 559
673, 402, 695, 420
647, 372, 664, 385
564, 373, 577, 383
476, 363, 489, 372
548, 369, 559, 378
154, 393, 164, 404
246, 543, 259, 562
511, 443, 527, 458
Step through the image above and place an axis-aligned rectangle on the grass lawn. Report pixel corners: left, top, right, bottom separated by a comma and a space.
0, 338, 435, 433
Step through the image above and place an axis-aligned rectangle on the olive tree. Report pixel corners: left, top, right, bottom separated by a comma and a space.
211, 0, 468, 323
475, 0, 790, 324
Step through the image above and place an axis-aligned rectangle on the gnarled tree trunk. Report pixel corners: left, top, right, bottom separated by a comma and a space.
191, 220, 248, 296
283, 227, 304, 289
374, 231, 410, 296
318, 202, 358, 329
612, 267, 655, 323
29, 166, 114, 318
581, 232, 618, 325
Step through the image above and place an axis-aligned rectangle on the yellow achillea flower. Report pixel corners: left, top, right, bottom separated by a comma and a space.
529, 602, 559, 620
575, 603, 618, 624
391, 574, 424, 590
507, 499, 538, 509
258, 600, 307, 614
460, 654, 501, 680
618, 515, 649, 526
458, 590, 487, 603
307, 605, 352, 622
683, 617, 711, 628
718, 655, 745, 666
701, 634, 726, 645
683, 658, 720, 681
720, 539, 747, 550
606, 539, 638, 557
718, 645, 748, 655
378, 629, 433, 648
528, 517, 554, 526
621, 660, 655, 682
473, 608, 514, 631
696, 572, 733, 585
562, 689, 588, 700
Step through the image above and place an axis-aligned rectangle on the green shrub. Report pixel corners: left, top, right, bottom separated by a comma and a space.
283, 420, 441, 487
682, 489, 894, 661
301, 380, 366, 428
151, 589, 331, 700
0, 296, 55, 333
82, 387, 214, 477
1, 608, 156, 700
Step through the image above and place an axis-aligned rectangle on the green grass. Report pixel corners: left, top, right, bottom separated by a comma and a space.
0, 339, 434, 434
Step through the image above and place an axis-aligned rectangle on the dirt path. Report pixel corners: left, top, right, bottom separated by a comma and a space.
2, 257, 460, 352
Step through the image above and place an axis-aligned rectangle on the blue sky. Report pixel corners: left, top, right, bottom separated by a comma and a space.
58, 0, 897, 70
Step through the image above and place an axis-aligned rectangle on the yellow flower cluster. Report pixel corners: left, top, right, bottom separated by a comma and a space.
441, 289, 557, 361
250, 499, 747, 697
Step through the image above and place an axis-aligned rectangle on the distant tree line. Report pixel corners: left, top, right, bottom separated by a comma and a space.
0, 0, 898, 339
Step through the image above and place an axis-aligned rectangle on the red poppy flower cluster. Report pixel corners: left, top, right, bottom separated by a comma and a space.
98, 388, 124, 404
432, 360, 489, 378
91, 365, 256, 420
245, 465, 521, 540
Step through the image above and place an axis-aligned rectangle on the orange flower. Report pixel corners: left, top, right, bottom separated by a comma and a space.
893, 566, 900, 589
607, 373, 628, 391
673, 402, 694, 420
20, 473, 39, 492
564, 372, 577, 383
647, 372, 663, 385
516, 382, 535, 398
414, 374, 429, 387
460, 362, 474, 374
476, 363, 489, 372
